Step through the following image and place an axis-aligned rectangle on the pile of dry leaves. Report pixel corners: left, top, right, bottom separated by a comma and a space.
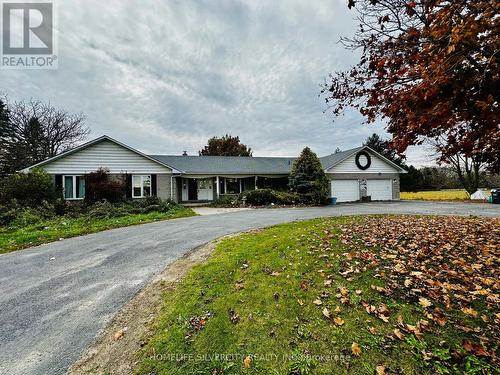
337, 215, 499, 362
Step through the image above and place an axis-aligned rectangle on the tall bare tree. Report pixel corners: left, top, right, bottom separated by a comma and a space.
430, 137, 483, 195
0, 99, 89, 174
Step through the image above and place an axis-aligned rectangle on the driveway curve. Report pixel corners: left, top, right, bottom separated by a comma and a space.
0, 201, 498, 375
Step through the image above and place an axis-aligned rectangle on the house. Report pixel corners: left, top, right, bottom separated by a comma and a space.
22, 135, 405, 203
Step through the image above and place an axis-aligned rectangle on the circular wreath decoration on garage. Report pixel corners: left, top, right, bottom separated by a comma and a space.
355, 151, 371, 170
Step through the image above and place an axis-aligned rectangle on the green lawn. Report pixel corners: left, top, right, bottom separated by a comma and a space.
136, 216, 498, 375
0, 207, 196, 254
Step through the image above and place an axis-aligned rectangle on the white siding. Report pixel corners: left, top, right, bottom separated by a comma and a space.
328, 151, 398, 174
40, 140, 172, 174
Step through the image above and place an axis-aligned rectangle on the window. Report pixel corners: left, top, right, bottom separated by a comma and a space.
225, 178, 241, 194
63, 176, 85, 200
132, 175, 151, 198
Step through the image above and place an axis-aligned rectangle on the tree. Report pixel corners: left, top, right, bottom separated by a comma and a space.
323, 1, 500, 172
0, 99, 12, 175
400, 165, 423, 192
430, 138, 484, 194
199, 135, 252, 156
0, 169, 60, 207
363, 133, 405, 167
0, 99, 89, 173
289, 147, 330, 204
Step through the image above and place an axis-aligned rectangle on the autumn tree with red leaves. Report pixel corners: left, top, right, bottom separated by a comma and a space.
323, 1, 500, 173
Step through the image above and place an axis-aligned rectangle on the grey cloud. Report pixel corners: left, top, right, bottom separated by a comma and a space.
1, 0, 431, 164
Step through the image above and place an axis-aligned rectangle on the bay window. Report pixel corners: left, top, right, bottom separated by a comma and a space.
63, 175, 85, 200
132, 175, 151, 198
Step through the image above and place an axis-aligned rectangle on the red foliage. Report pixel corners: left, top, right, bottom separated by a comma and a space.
323, 1, 500, 171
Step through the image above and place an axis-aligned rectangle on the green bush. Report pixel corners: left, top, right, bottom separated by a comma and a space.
240, 189, 299, 206
0, 170, 60, 207
210, 195, 240, 207
137, 196, 162, 207
87, 200, 129, 219
289, 147, 329, 205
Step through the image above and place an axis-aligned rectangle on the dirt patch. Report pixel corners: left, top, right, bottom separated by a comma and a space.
69, 238, 224, 375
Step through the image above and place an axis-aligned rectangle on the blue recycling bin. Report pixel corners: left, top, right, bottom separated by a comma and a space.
330, 197, 337, 205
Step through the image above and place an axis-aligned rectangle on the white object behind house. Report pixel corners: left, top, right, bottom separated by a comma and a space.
470, 190, 487, 200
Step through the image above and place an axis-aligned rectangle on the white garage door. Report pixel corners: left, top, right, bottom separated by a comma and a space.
367, 179, 392, 201
331, 180, 359, 202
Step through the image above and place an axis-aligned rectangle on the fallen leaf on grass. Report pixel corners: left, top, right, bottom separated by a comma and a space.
334, 317, 345, 326
339, 287, 349, 296
313, 299, 323, 305
419, 297, 432, 308
462, 307, 478, 317
322, 308, 330, 319
297, 299, 304, 306
463, 340, 490, 357
375, 366, 386, 375
393, 328, 404, 340
351, 342, 362, 356
228, 309, 240, 324
243, 356, 252, 368
300, 280, 309, 291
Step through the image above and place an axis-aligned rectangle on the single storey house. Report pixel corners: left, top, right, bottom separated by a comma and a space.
22, 135, 405, 203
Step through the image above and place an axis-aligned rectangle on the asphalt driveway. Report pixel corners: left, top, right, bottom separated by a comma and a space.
0, 201, 498, 375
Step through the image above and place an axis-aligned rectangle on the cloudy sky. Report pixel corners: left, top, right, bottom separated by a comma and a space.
2, 0, 432, 164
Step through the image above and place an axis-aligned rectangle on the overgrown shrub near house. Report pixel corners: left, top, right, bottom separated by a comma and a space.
210, 195, 240, 207
289, 147, 329, 205
0, 169, 60, 207
84, 168, 126, 204
240, 189, 299, 206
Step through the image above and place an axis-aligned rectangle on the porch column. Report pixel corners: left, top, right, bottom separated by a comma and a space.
216, 176, 220, 198
255, 176, 258, 190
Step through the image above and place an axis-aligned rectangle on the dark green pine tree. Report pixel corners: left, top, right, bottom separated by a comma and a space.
289, 147, 329, 204
0, 99, 13, 175
363, 133, 405, 167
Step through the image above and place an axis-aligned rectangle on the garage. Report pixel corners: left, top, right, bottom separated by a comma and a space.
331, 180, 359, 202
367, 179, 392, 201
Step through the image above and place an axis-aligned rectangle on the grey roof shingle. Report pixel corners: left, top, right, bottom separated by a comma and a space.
149, 147, 361, 174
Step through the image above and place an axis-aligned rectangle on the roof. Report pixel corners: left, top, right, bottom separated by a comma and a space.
149, 155, 295, 174
149, 147, 394, 174
21, 135, 181, 173
22, 135, 405, 174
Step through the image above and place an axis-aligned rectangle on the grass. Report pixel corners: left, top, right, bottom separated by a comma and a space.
0, 207, 195, 254
401, 189, 490, 201
136, 217, 496, 374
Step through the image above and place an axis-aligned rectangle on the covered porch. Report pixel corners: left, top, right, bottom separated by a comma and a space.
175, 175, 289, 203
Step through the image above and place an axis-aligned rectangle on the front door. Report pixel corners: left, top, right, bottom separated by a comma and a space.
188, 179, 198, 201
197, 178, 213, 201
